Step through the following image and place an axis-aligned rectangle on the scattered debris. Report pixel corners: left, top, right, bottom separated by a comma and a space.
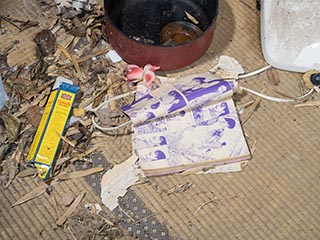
66, 206, 124, 240
16, 167, 37, 178
11, 167, 103, 207
0, 40, 19, 73
167, 182, 193, 195
1, 112, 20, 143
294, 101, 320, 108
0, 1, 130, 237
84, 202, 103, 214
34, 29, 56, 59
241, 90, 265, 124
195, 197, 219, 213
107, 50, 123, 63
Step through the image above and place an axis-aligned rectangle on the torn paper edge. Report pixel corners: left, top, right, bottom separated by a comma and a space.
100, 154, 139, 211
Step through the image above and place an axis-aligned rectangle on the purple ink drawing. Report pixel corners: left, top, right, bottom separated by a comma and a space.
121, 73, 251, 176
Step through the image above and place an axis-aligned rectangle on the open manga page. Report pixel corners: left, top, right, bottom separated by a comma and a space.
122, 73, 250, 176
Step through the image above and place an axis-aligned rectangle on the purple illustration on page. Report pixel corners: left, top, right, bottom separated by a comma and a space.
121, 73, 251, 176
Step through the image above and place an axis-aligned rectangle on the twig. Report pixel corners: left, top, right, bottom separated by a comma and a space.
70, 146, 100, 163
12, 168, 103, 207
0, 15, 38, 31
60, 47, 111, 70
68, 226, 78, 240
195, 199, 218, 213
241, 89, 265, 124
56, 131, 76, 148
236, 100, 255, 110
96, 213, 115, 226
14, 87, 51, 117
250, 139, 257, 154
294, 101, 320, 108
133, 214, 156, 225
26, 79, 55, 100
118, 206, 135, 222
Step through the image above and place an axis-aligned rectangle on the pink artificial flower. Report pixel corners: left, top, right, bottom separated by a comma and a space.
125, 64, 160, 88
125, 64, 144, 82
143, 70, 157, 87
143, 64, 160, 72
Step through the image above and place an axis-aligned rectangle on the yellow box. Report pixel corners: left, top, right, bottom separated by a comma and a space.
27, 77, 78, 179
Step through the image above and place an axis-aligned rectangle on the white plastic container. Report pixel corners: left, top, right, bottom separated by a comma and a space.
261, 0, 320, 72
0, 76, 8, 110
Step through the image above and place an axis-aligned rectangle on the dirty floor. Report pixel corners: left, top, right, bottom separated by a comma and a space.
1, 0, 320, 239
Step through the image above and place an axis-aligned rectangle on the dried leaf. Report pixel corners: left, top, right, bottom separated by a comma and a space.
93, 109, 122, 127
25, 105, 42, 127
12, 167, 102, 207
57, 167, 104, 180
14, 87, 50, 117
92, 93, 105, 109
17, 167, 37, 178
1, 113, 20, 143
0, 144, 9, 162
34, 29, 56, 59
56, 191, 86, 226
56, 131, 75, 147
11, 181, 52, 207
4, 159, 18, 188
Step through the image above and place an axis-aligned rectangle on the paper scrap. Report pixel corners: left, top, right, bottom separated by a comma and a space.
107, 50, 122, 63
210, 55, 245, 79
100, 155, 139, 211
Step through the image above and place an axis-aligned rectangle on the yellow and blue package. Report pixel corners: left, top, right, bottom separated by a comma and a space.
26, 77, 78, 180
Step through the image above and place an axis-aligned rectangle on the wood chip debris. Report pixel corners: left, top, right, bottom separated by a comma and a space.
184, 11, 199, 25
167, 182, 193, 195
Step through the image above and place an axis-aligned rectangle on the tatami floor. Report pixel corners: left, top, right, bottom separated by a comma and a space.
1, 0, 320, 239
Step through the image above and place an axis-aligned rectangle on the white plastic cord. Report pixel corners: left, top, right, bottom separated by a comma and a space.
91, 90, 136, 132
237, 65, 272, 80
240, 86, 315, 103
236, 65, 316, 102
92, 118, 132, 132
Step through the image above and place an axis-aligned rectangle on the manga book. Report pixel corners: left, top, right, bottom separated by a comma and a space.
122, 73, 250, 176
